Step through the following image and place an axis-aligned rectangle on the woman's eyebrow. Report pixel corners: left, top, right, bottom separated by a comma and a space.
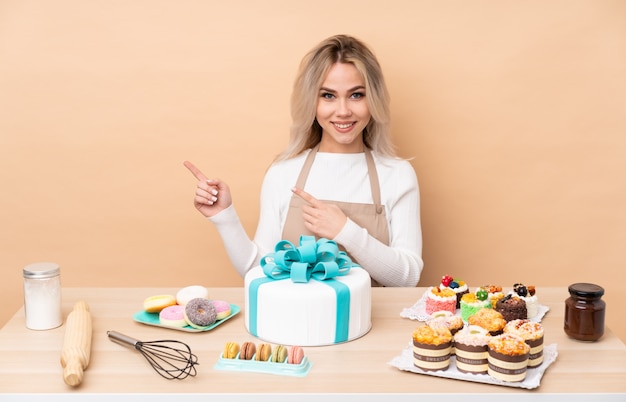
319, 85, 366, 93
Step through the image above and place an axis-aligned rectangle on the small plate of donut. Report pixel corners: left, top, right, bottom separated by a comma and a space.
133, 304, 240, 332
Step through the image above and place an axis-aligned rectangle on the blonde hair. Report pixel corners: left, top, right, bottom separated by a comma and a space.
275, 35, 397, 161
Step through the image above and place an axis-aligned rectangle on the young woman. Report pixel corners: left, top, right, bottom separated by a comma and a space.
185, 34, 423, 287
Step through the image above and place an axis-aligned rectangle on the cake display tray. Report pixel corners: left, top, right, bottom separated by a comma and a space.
400, 292, 549, 322
388, 342, 558, 389
214, 353, 312, 377
132, 304, 240, 332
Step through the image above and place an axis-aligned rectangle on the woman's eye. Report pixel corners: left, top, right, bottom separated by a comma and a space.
320, 92, 335, 99
351, 92, 365, 99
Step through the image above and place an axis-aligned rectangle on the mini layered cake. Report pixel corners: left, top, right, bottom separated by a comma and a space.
468, 308, 507, 336
511, 283, 539, 319
412, 325, 453, 372
460, 289, 491, 322
424, 287, 457, 315
495, 294, 527, 322
487, 334, 530, 382
504, 319, 544, 368
427, 311, 464, 355
439, 275, 469, 308
454, 325, 491, 375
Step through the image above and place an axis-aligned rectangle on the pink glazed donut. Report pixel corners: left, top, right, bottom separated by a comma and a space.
212, 300, 231, 320
159, 305, 187, 328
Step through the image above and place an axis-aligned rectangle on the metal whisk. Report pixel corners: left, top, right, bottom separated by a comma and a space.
107, 330, 199, 379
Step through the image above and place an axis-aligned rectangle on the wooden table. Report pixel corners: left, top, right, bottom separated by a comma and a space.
0, 287, 625, 401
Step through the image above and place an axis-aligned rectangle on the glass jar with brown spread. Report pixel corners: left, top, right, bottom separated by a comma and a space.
564, 283, 605, 341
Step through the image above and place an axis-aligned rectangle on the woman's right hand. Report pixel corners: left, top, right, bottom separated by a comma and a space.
183, 160, 233, 218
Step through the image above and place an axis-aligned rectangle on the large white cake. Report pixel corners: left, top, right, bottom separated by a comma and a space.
244, 265, 372, 346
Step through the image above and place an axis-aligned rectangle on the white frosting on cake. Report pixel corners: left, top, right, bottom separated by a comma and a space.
521, 295, 538, 318
427, 287, 456, 302
244, 265, 372, 346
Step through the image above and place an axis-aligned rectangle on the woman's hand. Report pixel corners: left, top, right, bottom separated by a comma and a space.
291, 187, 347, 239
184, 161, 233, 218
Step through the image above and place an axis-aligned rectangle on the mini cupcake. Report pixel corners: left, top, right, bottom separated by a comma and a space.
504, 319, 544, 368
468, 308, 507, 336
511, 283, 539, 319
481, 285, 505, 308
454, 325, 491, 374
460, 290, 491, 322
427, 310, 464, 355
495, 294, 527, 322
425, 286, 457, 315
487, 334, 530, 382
427, 311, 464, 335
440, 275, 469, 308
412, 325, 453, 372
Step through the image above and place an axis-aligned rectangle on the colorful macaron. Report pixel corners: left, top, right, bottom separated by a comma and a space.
288, 346, 305, 364
255, 343, 272, 362
271, 345, 288, 363
223, 342, 240, 359
239, 341, 256, 360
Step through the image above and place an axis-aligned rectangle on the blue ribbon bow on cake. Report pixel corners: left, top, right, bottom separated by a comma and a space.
259, 235, 356, 283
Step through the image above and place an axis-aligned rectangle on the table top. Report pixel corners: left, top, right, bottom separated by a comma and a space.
0, 287, 625, 400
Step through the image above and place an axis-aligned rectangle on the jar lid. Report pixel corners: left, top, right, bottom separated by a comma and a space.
568, 282, 604, 298
23, 262, 60, 279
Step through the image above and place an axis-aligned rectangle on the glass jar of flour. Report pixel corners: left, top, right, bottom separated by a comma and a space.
23, 262, 62, 330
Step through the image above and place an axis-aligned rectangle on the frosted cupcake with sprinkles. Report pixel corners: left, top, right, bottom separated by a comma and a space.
439, 275, 469, 308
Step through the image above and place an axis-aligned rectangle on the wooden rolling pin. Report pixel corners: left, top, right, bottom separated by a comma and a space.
60, 301, 92, 386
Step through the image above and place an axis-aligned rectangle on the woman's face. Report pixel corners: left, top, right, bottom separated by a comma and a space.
316, 62, 371, 153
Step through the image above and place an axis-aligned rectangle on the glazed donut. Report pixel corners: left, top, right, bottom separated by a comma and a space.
159, 305, 187, 328
176, 285, 209, 306
143, 294, 177, 313
212, 300, 231, 320
184, 298, 217, 329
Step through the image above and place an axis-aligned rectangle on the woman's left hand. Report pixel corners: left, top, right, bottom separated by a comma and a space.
291, 187, 347, 239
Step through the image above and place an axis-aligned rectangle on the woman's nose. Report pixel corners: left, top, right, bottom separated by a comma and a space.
336, 99, 352, 116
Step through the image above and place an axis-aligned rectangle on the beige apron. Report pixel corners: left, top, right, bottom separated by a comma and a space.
282, 145, 390, 286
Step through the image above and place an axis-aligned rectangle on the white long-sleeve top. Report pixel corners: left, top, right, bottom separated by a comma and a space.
209, 149, 423, 287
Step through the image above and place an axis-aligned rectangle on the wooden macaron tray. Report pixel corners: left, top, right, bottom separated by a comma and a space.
214, 352, 312, 377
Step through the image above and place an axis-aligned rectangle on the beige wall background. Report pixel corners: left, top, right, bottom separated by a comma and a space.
1, 1, 624, 340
